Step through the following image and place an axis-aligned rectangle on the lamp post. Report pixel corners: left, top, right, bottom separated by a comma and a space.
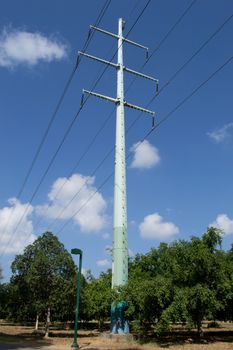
71, 248, 83, 349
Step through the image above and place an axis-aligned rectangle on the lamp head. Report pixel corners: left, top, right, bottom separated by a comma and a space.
71, 248, 82, 255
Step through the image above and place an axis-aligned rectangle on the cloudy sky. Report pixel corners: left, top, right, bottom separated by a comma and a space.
0, 0, 233, 280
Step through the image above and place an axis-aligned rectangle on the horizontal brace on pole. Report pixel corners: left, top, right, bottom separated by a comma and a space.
90, 25, 148, 51
83, 90, 155, 116
124, 102, 155, 116
123, 37, 148, 51
79, 52, 158, 85
124, 67, 158, 82
79, 51, 118, 68
83, 89, 118, 104
90, 25, 119, 39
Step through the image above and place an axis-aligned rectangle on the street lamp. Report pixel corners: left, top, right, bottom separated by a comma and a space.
71, 248, 83, 349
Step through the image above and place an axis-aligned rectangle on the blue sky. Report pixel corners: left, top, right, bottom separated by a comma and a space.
1, 0, 233, 281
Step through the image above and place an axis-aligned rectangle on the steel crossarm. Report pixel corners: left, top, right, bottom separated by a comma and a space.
90, 25, 148, 52
124, 101, 155, 115
78, 51, 118, 69
83, 89, 118, 104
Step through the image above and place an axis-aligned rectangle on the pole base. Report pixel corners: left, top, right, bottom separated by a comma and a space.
111, 319, 129, 334
111, 301, 129, 334
71, 342, 79, 349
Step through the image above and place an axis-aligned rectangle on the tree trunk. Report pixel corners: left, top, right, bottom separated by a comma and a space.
197, 319, 203, 338
45, 307, 50, 338
35, 314, 39, 330
98, 317, 103, 332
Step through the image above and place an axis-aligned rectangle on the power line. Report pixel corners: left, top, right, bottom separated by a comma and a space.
20, 0, 112, 200
32, 113, 115, 233
45, 5, 233, 235
39, 4, 233, 236
126, 0, 143, 20
126, 10, 233, 133
145, 55, 233, 139
125, 0, 198, 94
6, 1, 231, 257
0, 0, 152, 257
37, 0, 198, 231
49, 148, 114, 231
158, 11, 233, 94
32, 0, 156, 234
55, 53, 233, 236
0, 0, 112, 256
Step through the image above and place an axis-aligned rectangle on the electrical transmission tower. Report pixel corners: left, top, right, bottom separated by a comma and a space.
80, 18, 158, 334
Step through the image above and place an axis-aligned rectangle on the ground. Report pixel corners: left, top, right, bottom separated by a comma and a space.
0, 324, 233, 350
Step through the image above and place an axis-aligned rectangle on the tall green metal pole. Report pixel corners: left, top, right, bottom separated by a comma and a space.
78, 17, 157, 335
112, 18, 128, 289
71, 249, 83, 349
111, 18, 129, 334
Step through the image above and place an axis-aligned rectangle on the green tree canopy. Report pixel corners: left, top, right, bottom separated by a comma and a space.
10, 232, 78, 322
83, 270, 112, 329
121, 227, 231, 336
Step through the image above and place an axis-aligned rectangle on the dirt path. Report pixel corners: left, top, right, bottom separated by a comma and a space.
1, 325, 233, 350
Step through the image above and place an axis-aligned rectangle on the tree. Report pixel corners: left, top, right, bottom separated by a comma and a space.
155, 227, 228, 336
83, 270, 112, 330
120, 227, 230, 336
0, 283, 11, 319
10, 232, 78, 333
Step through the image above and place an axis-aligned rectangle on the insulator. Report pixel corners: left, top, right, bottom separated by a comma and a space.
152, 115, 155, 129
156, 81, 159, 95
87, 28, 91, 39
76, 54, 80, 68
80, 93, 84, 108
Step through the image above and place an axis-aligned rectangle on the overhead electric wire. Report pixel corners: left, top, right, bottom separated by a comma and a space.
126, 10, 233, 132
125, 0, 198, 94
0, 0, 112, 256
158, 11, 233, 94
0, 0, 152, 257
49, 147, 114, 231
31, 0, 155, 235
32, 112, 115, 233
38, 3, 233, 236
37, 0, 198, 230
17, 0, 112, 202
55, 53, 233, 236
144, 55, 233, 140
4, 1, 231, 256
126, 0, 143, 19
32, 0, 155, 233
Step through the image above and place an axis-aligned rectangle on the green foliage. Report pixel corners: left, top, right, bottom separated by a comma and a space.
82, 270, 112, 326
120, 227, 232, 336
2, 226, 233, 338
9, 232, 78, 322
0, 283, 11, 319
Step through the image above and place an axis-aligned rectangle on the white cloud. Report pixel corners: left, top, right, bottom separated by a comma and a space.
139, 213, 179, 240
0, 198, 36, 254
207, 123, 233, 143
96, 259, 110, 267
102, 232, 110, 240
36, 173, 107, 233
210, 214, 233, 235
0, 28, 67, 68
130, 140, 160, 169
